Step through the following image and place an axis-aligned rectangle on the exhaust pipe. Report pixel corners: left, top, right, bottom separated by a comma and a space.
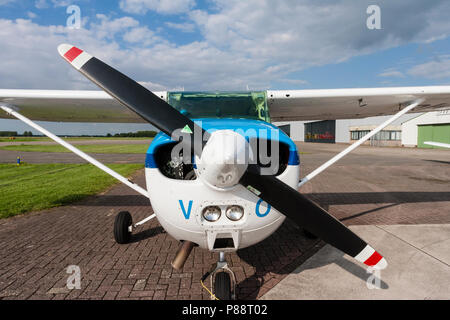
171, 241, 195, 270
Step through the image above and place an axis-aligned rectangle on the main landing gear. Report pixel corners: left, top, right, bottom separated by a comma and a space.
114, 211, 156, 244
114, 211, 132, 244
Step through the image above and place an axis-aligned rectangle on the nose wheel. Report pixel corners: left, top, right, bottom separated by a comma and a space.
214, 271, 232, 300
202, 252, 236, 300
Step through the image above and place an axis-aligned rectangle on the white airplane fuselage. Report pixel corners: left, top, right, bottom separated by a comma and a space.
145, 118, 301, 252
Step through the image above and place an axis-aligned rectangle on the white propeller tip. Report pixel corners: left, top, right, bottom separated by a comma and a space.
57, 44, 91, 69
57, 43, 74, 56
372, 257, 388, 270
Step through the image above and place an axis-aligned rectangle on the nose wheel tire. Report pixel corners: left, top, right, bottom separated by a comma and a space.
214, 272, 232, 300
114, 211, 132, 244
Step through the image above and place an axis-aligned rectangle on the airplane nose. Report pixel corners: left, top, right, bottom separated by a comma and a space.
196, 130, 250, 190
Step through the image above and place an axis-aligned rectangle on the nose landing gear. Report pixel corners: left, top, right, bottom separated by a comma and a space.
113, 212, 236, 300
202, 252, 237, 300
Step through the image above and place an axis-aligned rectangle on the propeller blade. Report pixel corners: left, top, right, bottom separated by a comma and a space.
57, 44, 208, 156
240, 171, 387, 269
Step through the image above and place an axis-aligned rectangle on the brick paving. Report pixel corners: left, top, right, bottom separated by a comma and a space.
0, 143, 449, 300
0, 169, 321, 300
297, 142, 450, 226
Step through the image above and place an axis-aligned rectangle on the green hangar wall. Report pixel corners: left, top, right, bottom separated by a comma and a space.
417, 124, 450, 149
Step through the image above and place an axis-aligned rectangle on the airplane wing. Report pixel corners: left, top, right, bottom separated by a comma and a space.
2, 86, 450, 123
0, 89, 166, 123
268, 86, 450, 121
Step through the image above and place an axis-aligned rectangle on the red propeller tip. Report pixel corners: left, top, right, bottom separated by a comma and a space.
57, 44, 92, 70
355, 245, 387, 270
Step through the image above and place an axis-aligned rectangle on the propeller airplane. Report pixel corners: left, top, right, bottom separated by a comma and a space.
1, 44, 450, 299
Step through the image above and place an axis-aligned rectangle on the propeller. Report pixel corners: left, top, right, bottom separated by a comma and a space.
58, 44, 387, 270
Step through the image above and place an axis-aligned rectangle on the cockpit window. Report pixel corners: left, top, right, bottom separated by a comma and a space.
167, 91, 270, 122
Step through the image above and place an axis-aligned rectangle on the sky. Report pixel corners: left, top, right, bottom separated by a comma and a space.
0, 0, 450, 135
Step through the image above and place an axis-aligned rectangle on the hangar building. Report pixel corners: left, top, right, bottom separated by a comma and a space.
275, 110, 450, 148
401, 110, 450, 148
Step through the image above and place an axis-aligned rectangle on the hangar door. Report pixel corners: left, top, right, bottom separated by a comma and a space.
417, 124, 450, 148
304, 120, 336, 143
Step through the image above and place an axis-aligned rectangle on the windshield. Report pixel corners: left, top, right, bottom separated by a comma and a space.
167, 91, 270, 122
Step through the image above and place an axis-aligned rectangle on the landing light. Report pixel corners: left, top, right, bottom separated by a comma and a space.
226, 205, 244, 221
202, 206, 221, 222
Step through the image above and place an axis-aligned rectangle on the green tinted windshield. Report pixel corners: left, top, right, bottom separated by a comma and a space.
167, 91, 270, 122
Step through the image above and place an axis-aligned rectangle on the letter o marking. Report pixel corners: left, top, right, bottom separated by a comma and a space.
255, 199, 271, 217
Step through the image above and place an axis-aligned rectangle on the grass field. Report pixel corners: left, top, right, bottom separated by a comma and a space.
0, 137, 45, 142
0, 163, 144, 218
0, 144, 149, 154
0, 137, 153, 143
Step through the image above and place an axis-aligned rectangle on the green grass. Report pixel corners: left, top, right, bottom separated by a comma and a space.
0, 144, 149, 154
0, 137, 46, 142
0, 137, 153, 142
64, 137, 152, 141
0, 163, 144, 219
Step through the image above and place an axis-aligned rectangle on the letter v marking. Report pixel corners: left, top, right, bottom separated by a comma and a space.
179, 200, 193, 220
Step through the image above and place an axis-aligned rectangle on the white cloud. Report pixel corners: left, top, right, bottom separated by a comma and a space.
0, 16, 161, 89
189, 0, 450, 75
0, 15, 278, 91
278, 79, 309, 86
34, 0, 48, 9
120, 0, 196, 15
165, 21, 195, 33
1, 0, 450, 93
50, 0, 72, 7
408, 59, 450, 79
0, 0, 15, 5
34, 0, 73, 9
138, 81, 184, 91
26, 11, 37, 19
123, 26, 162, 46
378, 69, 405, 78
92, 14, 140, 40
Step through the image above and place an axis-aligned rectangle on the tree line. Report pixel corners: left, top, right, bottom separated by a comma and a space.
0, 131, 33, 137
107, 130, 157, 137
0, 130, 157, 137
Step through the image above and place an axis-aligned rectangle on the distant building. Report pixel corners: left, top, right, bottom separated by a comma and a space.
349, 125, 401, 147
304, 120, 335, 143
402, 110, 450, 148
274, 110, 450, 148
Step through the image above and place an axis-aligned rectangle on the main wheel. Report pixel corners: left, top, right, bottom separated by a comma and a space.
214, 272, 232, 300
114, 211, 132, 244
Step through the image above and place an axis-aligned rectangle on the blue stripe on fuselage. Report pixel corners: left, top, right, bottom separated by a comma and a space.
145, 118, 300, 168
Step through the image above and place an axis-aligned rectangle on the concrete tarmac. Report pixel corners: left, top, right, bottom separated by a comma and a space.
261, 224, 450, 299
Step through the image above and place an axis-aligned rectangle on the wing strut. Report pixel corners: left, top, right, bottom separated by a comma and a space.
0, 105, 149, 198
298, 99, 425, 187
424, 141, 450, 149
